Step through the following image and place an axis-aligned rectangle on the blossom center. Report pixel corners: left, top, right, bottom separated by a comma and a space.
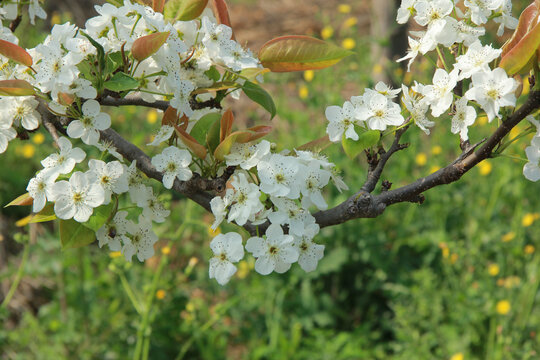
72, 192, 84, 204
269, 246, 278, 255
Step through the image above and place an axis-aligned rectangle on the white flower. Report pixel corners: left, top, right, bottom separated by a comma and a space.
454, 40, 502, 80
245, 224, 299, 275
397, 36, 421, 72
0, 122, 16, 154
168, 77, 194, 118
413, 0, 453, 27
464, 67, 516, 122
401, 85, 434, 135
293, 223, 324, 272
28, 0, 47, 25
464, 0, 501, 25
151, 146, 193, 189
524, 141, 540, 182
325, 101, 362, 142
209, 232, 245, 285
396, 0, 418, 24
226, 173, 264, 226
122, 215, 158, 262
41, 137, 86, 175
299, 162, 331, 210
88, 159, 129, 204
257, 154, 302, 199
0, 96, 41, 130
136, 186, 171, 223
455, 21, 485, 46
49, 171, 105, 222
147, 125, 174, 146
451, 97, 476, 140
125, 161, 147, 204
371, 81, 401, 100
422, 68, 458, 117
67, 100, 111, 145
357, 92, 404, 131
493, 1, 518, 37
26, 169, 58, 213
96, 211, 134, 251
210, 195, 230, 230
225, 140, 271, 170
268, 197, 317, 237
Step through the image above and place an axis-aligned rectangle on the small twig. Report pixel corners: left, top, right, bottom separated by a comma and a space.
100, 96, 169, 111
9, 15, 22, 33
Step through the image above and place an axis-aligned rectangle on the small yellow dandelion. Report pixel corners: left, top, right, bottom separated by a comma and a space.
524, 245, 535, 254
431, 145, 442, 155
415, 152, 427, 166
109, 251, 122, 258
147, 110, 158, 124
156, 289, 166, 300
478, 160, 492, 176
522, 213, 539, 227
21, 144, 35, 159
161, 246, 171, 255
188, 257, 199, 267
338, 4, 351, 13
343, 16, 358, 28
321, 25, 334, 40
496, 300, 511, 315
32, 133, 45, 145
299, 85, 309, 99
237, 260, 250, 279
372, 63, 384, 75
450, 352, 464, 360
488, 264, 499, 276
50, 12, 61, 25
341, 38, 356, 50
450, 253, 458, 264
186, 301, 195, 312
303, 70, 314, 82
501, 232, 515, 242
478, 116, 488, 126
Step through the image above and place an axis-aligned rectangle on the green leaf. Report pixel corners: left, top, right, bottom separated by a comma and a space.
190, 112, 221, 145
0, 79, 35, 96
82, 203, 115, 232
104, 52, 123, 76
60, 219, 96, 250
104, 72, 140, 92
204, 66, 221, 82
5, 192, 33, 207
342, 129, 379, 159
207, 115, 221, 153
242, 81, 276, 119
28, 204, 56, 224
258, 35, 353, 72
164, 0, 208, 21
81, 31, 106, 73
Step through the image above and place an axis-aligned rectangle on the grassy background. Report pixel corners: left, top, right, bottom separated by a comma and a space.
1, 1, 539, 359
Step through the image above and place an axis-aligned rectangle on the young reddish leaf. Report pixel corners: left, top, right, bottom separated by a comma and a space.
258, 35, 353, 72
500, 2, 540, 74
0, 39, 33, 67
131, 31, 170, 62
173, 124, 208, 159
192, 81, 236, 95
297, 135, 331, 152
220, 109, 234, 142
5, 193, 33, 207
0, 79, 35, 96
244, 125, 272, 142
153, 0, 165, 13
164, 0, 208, 21
58, 92, 76, 106
162, 106, 179, 126
211, 0, 234, 38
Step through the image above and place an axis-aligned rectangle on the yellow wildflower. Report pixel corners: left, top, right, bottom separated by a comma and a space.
501, 232, 515, 242
431, 145, 442, 155
304, 70, 314, 82
156, 289, 166, 300
450, 352, 464, 360
338, 4, 351, 13
299, 85, 309, 99
488, 264, 499, 276
147, 110, 158, 124
32, 133, 45, 145
21, 144, 35, 158
415, 152, 427, 166
524, 245, 535, 254
161, 246, 171, 255
496, 300, 511, 315
109, 251, 122, 258
343, 16, 358, 28
478, 160, 492, 176
321, 26, 334, 40
522, 213, 539, 227
341, 38, 356, 50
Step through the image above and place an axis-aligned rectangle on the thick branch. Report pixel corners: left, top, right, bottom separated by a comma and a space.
315, 91, 540, 229
100, 96, 169, 111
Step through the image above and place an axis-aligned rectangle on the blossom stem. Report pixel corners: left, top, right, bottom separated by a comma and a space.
436, 46, 449, 72
0, 238, 30, 310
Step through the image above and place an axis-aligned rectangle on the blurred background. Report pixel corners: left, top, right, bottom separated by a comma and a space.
1, 1, 539, 359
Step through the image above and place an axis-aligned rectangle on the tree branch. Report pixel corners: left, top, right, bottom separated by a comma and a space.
314, 91, 540, 229
100, 96, 169, 111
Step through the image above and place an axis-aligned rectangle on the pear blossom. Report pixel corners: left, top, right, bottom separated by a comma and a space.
422, 68, 458, 117
225, 140, 271, 170
357, 92, 404, 131
96, 211, 134, 251
26, 169, 58, 213
454, 41, 502, 80
125, 161, 147, 204
122, 216, 158, 262
41, 136, 86, 175
151, 146, 193, 189
67, 100, 111, 145
210, 195, 230, 230
464, 0, 501, 25
0, 96, 41, 130
88, 159, 129, 204
136, 186, 171, 223
0, 122, 16, 154
268, 197, 317, 237
245, 224, 299, 275
299, 162, 331, 210
325, 101, 362, 142
293, 223, 324, 272
209, 232, 245, 285
523, 140, 540, 182
413, 0, 453, 28
493, 1, 518, 37
49, 171, 105, 222
257, 154, 302, 199
397, 36, 421, 71
451, 97, 477, 140
401, 85, 433, 135
464, 68, 517, 122
147, 125, 174, 146
226, 173, 264, 226
397, 0, 418, 24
